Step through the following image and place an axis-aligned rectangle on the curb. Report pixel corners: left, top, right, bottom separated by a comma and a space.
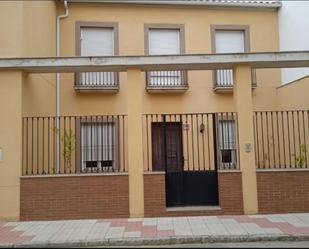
1, 234, 309, 248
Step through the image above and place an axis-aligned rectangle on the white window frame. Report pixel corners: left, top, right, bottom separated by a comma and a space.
146, 25, 186, 87
218, 119, 237, 168
80, 120, 118, 172
75, 22, 119, 88
211, 25, 250, 88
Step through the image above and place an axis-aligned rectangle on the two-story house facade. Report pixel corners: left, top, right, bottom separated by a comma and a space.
0, 0, 309, 221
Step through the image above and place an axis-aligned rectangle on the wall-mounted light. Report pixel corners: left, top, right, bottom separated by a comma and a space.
200, 123, 205, 133
0, 147, 3, 161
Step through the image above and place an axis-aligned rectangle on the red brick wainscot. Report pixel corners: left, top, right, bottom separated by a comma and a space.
144, 171, 244, 217
20, 173, 129, 221
257, 169, 309, 214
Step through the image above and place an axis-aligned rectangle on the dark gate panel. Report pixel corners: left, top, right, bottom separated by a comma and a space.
166, 172, 184, 207
184, 171, 219, 206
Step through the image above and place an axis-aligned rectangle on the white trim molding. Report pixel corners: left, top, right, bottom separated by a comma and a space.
63, 0, 281, 9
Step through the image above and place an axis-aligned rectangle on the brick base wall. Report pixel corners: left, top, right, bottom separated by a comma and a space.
20, 174, 129, 221
257, 170, 309, 214
144, 171, 243, 217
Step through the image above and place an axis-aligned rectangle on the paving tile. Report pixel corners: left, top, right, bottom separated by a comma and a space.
282, 215, 309, 227
208, 224, 230, 235
48, 221, 80, 242
123, 231, 142, 238
157, 229, 175, 237
263, 227, 284, 235
128, 218, 143, 222
22, 222, 49, 237
105, 227, 125, 239
174, 228, 192, 236
239, 223, 266, 235
220, 218, 248, 235
204, 217, 230, 236
30, 222, 65, 243
11, 222, 36, 232
142, 218, 157, 226
191, 225, 211, 236
141, 225, 157, 238
173, 217, 189, 224
157, 224, 173, 231
203, 216, 222, 224
124, 221, 143, 232
85, 222, 110, 241
68, 220, 96, 241
265, 214, 287, 223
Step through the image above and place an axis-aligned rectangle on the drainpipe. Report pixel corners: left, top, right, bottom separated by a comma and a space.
56, 0, 69, 117
56, 0, 69, 172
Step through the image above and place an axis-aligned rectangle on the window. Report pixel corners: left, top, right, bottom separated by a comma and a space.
218, 120, 237, 167
81, 122, 116, 172
147, 28, 184, 87
78, 25, 117, 87
215, 30, 245, 86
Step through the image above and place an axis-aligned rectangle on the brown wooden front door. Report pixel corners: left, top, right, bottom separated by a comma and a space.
151, 122, 183, 172
152, 122, 185, 206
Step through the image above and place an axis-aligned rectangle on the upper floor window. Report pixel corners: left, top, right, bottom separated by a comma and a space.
149, 29, 180, 55
215, 30, 245, 54
215, 30, 245, 87
145, 25, 187, 89
211, 25, 255, 89
81, 27, 115, 57
75, 22, 119, 90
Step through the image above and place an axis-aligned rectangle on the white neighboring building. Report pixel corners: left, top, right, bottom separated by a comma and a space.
279, 0, 309, 84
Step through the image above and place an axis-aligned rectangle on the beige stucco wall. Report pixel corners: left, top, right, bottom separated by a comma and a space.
59, 3, 281, 116
0, 1, 57, 219
276, 76, 309, 110
0, 1, 23, 57
0, 1, 56, 117
22, 1, 57, 116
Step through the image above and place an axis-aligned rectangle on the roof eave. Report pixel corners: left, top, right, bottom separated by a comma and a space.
62, 0, 281, 9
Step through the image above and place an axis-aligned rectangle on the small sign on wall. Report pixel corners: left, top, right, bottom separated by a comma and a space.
0, 147, 2, 161
244, 143, 252, 153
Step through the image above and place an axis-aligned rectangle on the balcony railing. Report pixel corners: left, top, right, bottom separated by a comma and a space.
22, 115, 127, 176
74, 72, 119, 91
213, 69, 257, 90
146, 70, 188, 91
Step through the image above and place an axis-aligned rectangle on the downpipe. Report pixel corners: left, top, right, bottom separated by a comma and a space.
56, 0, 69, 173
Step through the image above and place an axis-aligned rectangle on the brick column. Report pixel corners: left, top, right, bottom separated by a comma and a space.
233, 65, 258, 214
127, 68, 144, 218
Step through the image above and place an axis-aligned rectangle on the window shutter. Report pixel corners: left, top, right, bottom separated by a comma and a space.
219, 120, 236, 150
81, 122, 116, 172
148, 29, 182, 86
80, 27, 115, 86
81, 27, 114, 56
215, 31, 245, 53
149, 29, 180, 55
215, 31, 245, 86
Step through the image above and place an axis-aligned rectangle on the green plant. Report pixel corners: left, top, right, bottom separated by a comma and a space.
53, 128, 75, 169
292, 144, 307, 168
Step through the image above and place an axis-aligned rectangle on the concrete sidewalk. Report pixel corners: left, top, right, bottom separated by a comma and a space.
1, 213, 309, 247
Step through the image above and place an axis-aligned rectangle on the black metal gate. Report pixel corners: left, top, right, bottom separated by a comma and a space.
151, 114, 220, 207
